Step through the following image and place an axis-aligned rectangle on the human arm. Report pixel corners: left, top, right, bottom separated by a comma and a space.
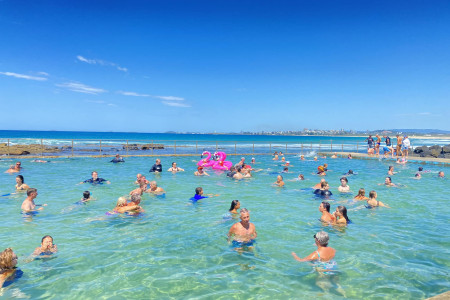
291, 250, 319, 262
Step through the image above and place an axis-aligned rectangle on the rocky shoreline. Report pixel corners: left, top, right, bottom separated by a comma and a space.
412, 145, 450, 159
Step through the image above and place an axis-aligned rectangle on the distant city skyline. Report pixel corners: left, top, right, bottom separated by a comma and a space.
1, 0, 449, 132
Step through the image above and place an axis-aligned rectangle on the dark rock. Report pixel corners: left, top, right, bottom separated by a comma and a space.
429, 145, 442, 151
430, 149, 441, 158
414, 146, 427, 153
420, 149, 431, 157
442, 145, 450, 154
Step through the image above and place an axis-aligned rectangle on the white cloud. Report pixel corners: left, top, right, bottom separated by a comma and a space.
117, 91, 150, 97
37, 71, 49, 76
0, 71, 47, 81
154, 95, 185, 101
56, 82, 107, 94
162, 101, 190, 108
76, 55, 128, 72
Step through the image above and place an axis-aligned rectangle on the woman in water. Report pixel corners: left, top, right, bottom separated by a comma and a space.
366, 191, 390, 208
15, 175, 30, 191
347, 154, 352, 159
354, 188, 369, 201
337, 177, 350, 193
388, 166, 396, 175
291, 231, 337, 274
33, 235, 58, 256
0, 248, 19, 288
333, 206, 351, 225
273, 175, 285, 187
229, 200, 240, 214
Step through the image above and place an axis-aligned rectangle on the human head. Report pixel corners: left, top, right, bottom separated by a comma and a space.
15, 162, 21, 168
320, 201, 330, 212
0, 248, 18, 270
116, 197, 127, 206
299, 174, 304, 180
369, 190, 377, 199
323, 163, 328, 168
251, 157, 255, 162
83, 191, 90, 200
357, 188, 365, 197
314, 231, 329, 247
283, 167, 289, 172
150, 181, 157, 188
236, 167, 242, 173
336, 205, 350, 222
91, 171, 98, 179
438, 171, 445, 178
136, 173, 143, 180
16, 175, 24, 184
229, 166, 236, 172
195, 187, 203, 195
241, 157, 245, 162
27, 188, 37, 197
340, 177, 348, 184
318, 166, 324, 173
320, 181, 328, 188
156, 159, 161, 165
389, 166, 394, 171
240, 208, 249, 222
172, 162, 177, 167
385, 177, 392, 184
131, 194, 141, 205
41, 235, 54, 247
415, 173, 421, 178
197, 166, 204, 172
229, 200, 240, 211
348, 170, 353, 174
277, 175, 283, 181
418, 167, 423, 172
116, 154, 120, 158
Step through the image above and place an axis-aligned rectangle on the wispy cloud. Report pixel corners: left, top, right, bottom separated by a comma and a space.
162, 101, 191, 107
0, 71, 48, 81
117, 91, 150, 97
154, 95, 184, 101
56, 81, 107, 94
77, 55, 128, 72
37, 71, 49, 76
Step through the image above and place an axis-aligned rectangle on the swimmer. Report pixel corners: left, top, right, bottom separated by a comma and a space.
273, 151, 278, 156
251, 157, 255, 164
347, 154, 352, 159
32, 235, 58, 256
32, 159, 50, 163
110, 154, 125, 163
396, 158, 406, 164
274, 175, 285, 187
331, 153, 337, 159
438, 171, 445, 178
0, 248, 19, 288
323, 163, 328, 171
229, 200, 240, 214
233, 167, 244, 180
344, 169, 355, 176
300, 155, 305, 160
380, 177, 396, 187
21, 188, 47, 212
388, 166, 397, 175
129, 184, 145, 196
241, 168, 252, 178
314, 156, 318, 161
127, 194, 145, 214
366, 191, 390, 208
15, 175, 30, 191
79, 171, 110, 184
283, 161, 292, 167
273, 154, 279, 161
291, 231, 337, 275
194, 166, 209, 176
135, 174, 149, 185
317, 166, 326, 176
146, 181, 165, 194
314, 182, 332, 197
227, 208, 257, 250
354, 188, 369, 201
298, 174, 305, 180
313, 178, 326, 189
227, 166, 237, 178
279, 151, 284, 156
337, 177, 350, 193
332, 206, 351, 225
109, 197, 140, 214
414, 173, 421, 179
81, 191, 92, 202
5, 161, 22, 173
190, 187, 218, 202
282, 167, 289, 173
149, 158, 163, 173
319, 201, 335, 223
281, 157, 286, 163
168, 162, 184, 172
235, 157, 246, 167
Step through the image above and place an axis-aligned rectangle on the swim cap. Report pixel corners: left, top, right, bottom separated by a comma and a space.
197, 166, 203, 170
318, 166, 324, 172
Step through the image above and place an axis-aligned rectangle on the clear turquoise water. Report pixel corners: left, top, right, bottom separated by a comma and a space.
0, 155, 448, 299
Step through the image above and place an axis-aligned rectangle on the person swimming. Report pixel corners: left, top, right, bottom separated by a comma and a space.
227, 208, 257, 250
229, 200, 240, 214
0, 248, 20, 288
274, 175, 285, 187
314, 181, 332, 197
32, 235, 58, 256
15, 175, 30, 191
366, 191, 390, 208
291, 231, 337, 275
337, 177, 350, 193
354, 188, 369, 201
81, 191, 91, 202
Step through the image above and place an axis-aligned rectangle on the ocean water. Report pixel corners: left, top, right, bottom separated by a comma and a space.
0, 154, 448, 299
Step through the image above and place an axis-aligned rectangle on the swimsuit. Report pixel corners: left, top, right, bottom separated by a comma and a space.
190, 195, 208, 202
365, 200, 380, 209
149, 164, 162, 172
83, 178, 107, 184
315, 251, 337, 275
232, 239, 255, 248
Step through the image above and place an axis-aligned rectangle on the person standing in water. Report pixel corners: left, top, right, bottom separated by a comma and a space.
228, 208, 257, 250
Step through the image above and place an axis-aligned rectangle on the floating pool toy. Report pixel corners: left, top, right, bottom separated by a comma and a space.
212, 152, 233, 170
197, 151, 216, 168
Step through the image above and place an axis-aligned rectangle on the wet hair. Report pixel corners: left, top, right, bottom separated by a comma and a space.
229, 200, 240, 212
415, 173, 420, 177
386, 177, 392, 183
347, 170, 353, 174
314, 231, 329, 247
131, 194, 141, 204
321, 181, 328, 188
116, 197, 127, 206
91, 171, 98, 175
340, 177, 348, 183
337, 206, 350, 223
16, 175, 24, 183
369, 190, 377, 198
240, 208, 249, 215
278, 175, 284, 180
357, 188, 365, 197
27, 188, 37, 196
41, 235, 53, 244
299, 174, 304, 180
172, 162, 176, 166
418, 167, 423, 171
321, 201, 331, 212
0, 248, 16, 271
283, 167, 288, 171
236, 167, 242, 172
195, 187, 203, 195
83, 191, 90, 200
388, 166, 393, 171
229, 166, 236, 172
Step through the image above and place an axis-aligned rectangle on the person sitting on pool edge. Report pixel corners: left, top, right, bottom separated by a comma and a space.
21, 188, 47, 213
366, 191, 390, 208
79, 171, 110, 184
227, 208, 257, 250
149, 158, 163, 173
291, 231, 337, 274
32, 235, 58, 256
5, 162, 22, 173
0, 248, 20, 288
190, 187, 219, 202
319, 201, 335, 223
110, 154, 125, 163
194, 166, 209, 176
15, 175, 30, 191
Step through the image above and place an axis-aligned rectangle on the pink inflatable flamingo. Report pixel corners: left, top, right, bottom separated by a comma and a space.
197, 151, 216, 167
212, 152, 233, 170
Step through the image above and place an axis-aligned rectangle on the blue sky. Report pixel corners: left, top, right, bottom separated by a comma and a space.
0, 0, 449, 132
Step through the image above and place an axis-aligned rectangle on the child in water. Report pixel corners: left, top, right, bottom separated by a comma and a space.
33, 235, 58, 256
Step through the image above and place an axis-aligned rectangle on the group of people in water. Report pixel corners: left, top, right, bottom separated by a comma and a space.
1, 145, 447, 288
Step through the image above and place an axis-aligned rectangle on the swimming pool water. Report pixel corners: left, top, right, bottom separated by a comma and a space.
0, 155, 448, 299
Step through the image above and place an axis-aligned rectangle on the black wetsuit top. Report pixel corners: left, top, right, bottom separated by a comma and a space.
314, 189, 333, 196
83, 178, 107, 184
111, 157, 125, 163
227, 171, 237, 178
149, 164, 162, 172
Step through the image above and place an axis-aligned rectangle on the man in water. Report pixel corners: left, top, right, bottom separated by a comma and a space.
228, 208, 257, 250
21, 188, 47, 212
235, 157, 246, 167
149, 159, 163, 173
381, 177, 396, 187
80, 171, 110, 184
110, 154, 125, 163
147, 181, 165, 194
227, 166, 237, 178
190, 187, 218, 202
233, 167, 244, 179
194, 166, 209, 176
319, 201, 335, 223
5, 162, 22, 173
438, 171, 445, 178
